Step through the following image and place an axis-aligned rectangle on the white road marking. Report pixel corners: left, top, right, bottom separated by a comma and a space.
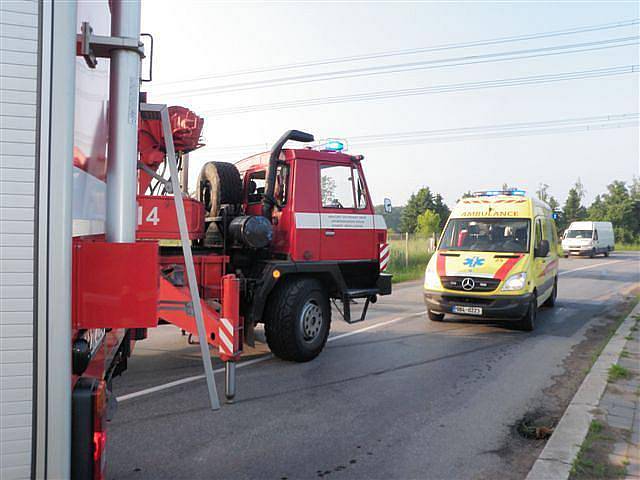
327, 311, 426, 343
117, 311, 426, 402
558, 259, 623, 276
117, 356, 268, 402
116, 258, 628, 402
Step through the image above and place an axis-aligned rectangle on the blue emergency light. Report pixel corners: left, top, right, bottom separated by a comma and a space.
472, 188, 526, 197
324, 140, 345, 152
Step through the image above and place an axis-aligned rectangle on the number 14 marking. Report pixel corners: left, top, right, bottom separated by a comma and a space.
138, 205, 160, 226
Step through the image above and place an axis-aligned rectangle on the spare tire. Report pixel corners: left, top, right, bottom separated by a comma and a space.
196, 162, 243, 216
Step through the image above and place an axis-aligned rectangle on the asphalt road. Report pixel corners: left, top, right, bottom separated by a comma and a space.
107, 252, 639, 480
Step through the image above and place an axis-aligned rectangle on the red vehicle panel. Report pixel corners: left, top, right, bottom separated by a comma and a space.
72, 238, 159, 330
137, 195, 205, 240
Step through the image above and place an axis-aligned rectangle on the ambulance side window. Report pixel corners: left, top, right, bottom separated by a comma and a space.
547, 219, 558, 247
534, 218, 543, 250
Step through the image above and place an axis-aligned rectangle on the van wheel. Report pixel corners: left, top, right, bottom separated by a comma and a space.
543, 278, 557, 308
428, 310, 445, 322
589, 249, 595, 258
516, 295, 537, 331
264, 278, 331, 362
604, 250, 610, 257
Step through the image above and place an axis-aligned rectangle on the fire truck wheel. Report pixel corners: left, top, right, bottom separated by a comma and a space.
196, 161, 243, 216
264, 278, 331, 362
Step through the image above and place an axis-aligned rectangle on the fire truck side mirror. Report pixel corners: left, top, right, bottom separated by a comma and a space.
384, 198, 392, 214
140, 33, 153, 82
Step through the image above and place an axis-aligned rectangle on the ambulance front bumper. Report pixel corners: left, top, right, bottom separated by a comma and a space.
424, 291, 533, 319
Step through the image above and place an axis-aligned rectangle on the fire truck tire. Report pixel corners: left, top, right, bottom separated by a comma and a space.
196, 161, 243, 216
264, 278, 331, 362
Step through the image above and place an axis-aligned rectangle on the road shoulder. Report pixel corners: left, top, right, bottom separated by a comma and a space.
526, 301, 640, 480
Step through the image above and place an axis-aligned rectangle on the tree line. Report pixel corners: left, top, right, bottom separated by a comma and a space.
541, 177, 640, 244
376, 177, 640, 244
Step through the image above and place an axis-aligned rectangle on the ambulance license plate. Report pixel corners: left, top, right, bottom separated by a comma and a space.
453, 305, 483, 315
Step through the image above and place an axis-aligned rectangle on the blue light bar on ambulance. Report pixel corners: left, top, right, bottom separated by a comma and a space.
472, 189, 526, 197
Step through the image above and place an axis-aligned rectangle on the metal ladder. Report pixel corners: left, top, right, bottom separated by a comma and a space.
140, 103, 221, 410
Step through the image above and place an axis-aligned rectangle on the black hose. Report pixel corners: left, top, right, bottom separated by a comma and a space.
262, 129, 314, 219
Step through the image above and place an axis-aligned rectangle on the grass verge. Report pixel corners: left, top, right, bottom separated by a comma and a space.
570, 420, 626, 479
588, 296, 640, 370
387, 236, 433, 283
608, 364, 631, 382
614, 243, 640, 251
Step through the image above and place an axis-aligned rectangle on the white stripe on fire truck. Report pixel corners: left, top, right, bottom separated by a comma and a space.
220, 317, 234, 336
295, 213, 387, 230
379, 243, 390, 271
218, 330, 234, 354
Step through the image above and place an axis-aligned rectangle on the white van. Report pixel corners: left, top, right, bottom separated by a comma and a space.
562, 221, 615, 257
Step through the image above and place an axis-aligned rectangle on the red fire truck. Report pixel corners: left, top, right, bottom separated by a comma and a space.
0, 1, 390, 479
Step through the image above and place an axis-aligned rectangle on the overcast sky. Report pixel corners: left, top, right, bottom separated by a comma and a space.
141, 1, 639, 208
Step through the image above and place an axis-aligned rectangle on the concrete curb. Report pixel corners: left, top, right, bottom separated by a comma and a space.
526, 301, 640, 480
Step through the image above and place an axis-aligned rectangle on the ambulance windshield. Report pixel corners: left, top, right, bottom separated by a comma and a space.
439, 218, 531, 253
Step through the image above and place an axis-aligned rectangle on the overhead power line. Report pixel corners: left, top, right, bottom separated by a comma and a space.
153, 18, 639, 86
159, 36, 639, 97
207, 113, 640, 157
199, 65, 639, 116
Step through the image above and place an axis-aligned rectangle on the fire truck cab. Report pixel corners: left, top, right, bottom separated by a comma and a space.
189, 135, 392, 362
221, 143, 392, 360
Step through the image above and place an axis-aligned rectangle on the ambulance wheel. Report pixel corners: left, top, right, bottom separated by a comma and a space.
517, 294, 537, 331
264, 278, 331, 362
428, 310, 445, 322
543, 278, 557, 308
196, 161, 242, 216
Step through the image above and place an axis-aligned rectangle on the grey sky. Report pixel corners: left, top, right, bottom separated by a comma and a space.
141, 1, 639, 208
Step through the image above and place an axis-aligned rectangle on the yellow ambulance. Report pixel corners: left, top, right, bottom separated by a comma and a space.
423, 190, 559, 331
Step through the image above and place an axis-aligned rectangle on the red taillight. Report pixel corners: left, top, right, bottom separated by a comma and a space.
93, 431, 106, 462
93, 381, 107, 480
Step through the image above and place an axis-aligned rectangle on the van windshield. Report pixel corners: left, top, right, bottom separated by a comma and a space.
565, 230, 592, 239
439, 218, 531, 253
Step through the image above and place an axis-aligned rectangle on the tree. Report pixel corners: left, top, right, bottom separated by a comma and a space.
374, 204, 404, 232
563, 179, 587, 224
320, 175, 336, 206
536, 183, 559, 209
416, 210, 441, 238
587, 180, 639, 243
587, 194, 606, 221
535, 182, 561, 226
432, 194, 451, 229
399, 187, 450, 233
536, 183, 550, 203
